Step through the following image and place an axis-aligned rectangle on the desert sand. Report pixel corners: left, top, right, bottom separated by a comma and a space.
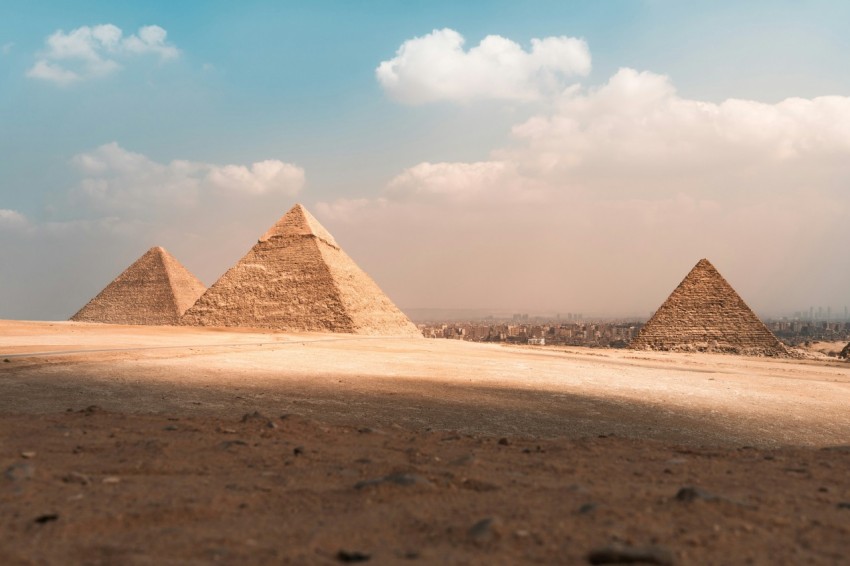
2, 320, 849, 564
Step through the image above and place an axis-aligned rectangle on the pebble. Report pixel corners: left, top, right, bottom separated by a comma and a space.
102, 476, 121, 484
20, 451, 36, 459
293, 446, 305, 456
34, 514, 59, 525
578, 503, 598, 514
63, 471, 91, 485
587, 543, 673, 565
674, 486, 718, 502
498, 438, 510, 446
837, 502, 850, 510
354, 473, 430, 490
336, 549, 370, 562
469, 517, 503, 542
241, 411, 267, 423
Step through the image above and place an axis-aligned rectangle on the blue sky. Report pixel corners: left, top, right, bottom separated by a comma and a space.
2, 1, 850, 319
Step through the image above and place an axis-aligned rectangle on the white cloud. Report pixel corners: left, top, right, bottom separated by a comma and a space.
317, 66, 850, 316
0, 209, 28, 230
376, 28, 591, 104
70, 142, 304, 212
27, 24, 178, 84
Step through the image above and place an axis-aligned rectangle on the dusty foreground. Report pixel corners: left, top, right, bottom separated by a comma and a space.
1, 321, 850, 564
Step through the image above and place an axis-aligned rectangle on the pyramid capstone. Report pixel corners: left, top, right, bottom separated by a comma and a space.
71, 246, 207, 325
180, 204, 420, 337
630, 259, 787, 356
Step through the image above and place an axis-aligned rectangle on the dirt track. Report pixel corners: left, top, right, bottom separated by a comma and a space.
1, 321, 849, 564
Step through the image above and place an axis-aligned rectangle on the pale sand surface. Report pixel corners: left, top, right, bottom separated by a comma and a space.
1, 321, 849, 564
1, 320, 848, 447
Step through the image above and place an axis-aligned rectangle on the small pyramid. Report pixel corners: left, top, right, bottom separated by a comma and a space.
630, 259, 787, 356
71, 247, 207, 325
181, 204, 420, 337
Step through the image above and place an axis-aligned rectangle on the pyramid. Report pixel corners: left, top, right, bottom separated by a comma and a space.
630, 259, 787, 356
180, 204, 421, 337
840, 342, 850, 360
71, 246, 207, 325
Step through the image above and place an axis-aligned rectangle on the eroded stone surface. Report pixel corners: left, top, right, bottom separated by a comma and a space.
631, 259, 787, 356
71, 247, 206, 326
181, 204, 420, 337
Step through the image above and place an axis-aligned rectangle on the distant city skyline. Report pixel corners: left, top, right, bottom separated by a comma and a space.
3, 1, 850, 320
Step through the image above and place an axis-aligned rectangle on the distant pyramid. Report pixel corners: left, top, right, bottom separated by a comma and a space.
840, 342, 850, 360
181, 204, 420, 337
630, 259, 787, 356
72, 246, 206, 325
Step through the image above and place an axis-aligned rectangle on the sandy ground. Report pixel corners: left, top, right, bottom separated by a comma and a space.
1, 320, 849, 564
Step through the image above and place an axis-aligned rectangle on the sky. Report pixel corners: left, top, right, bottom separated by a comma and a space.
2, 0, 850, 320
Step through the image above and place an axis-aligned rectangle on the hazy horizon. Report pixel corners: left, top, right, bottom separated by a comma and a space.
3, 1, 850, 321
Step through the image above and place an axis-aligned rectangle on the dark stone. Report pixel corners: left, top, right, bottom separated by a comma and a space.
81, 405, 103, 415
674, 486, 718, 502
163, 425, 179, 431
337, 549, 370, 562
837, 502, 850, 509
293, 446, 305, 456
241, 411, 266, 422
34, 514, 59, 525
587, 543, 673, 565
3, 358, 10, 363
63, 471, 91, 485
354, 473, 430, 490
498, 438, 510, 446
578, 503, 598, 514
468, 517, 502, 542
219, 440, 248, 449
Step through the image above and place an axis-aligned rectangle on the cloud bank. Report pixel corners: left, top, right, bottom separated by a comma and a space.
317, 66, 850, 316
27, 24, 178, 85
376, 28, 591, 104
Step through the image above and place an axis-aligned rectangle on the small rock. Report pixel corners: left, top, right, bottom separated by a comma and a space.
674, 486, 718, 502
337, 549, 370, 562
469, 517, 502, 542
163, 425, 179, 431
63, 471, 91, 485
220, 440, 248, 449
102, 476, 121, 484
498, 438, 510, 446
81, 405, 102, 416
5, 463, 34, 481
241, 411, 267, 423
578, 503, 598, 514
837, 502, 850, 510
34, 514, 59, 525
354, 473, 430, 490
3, 358, 10, 363
587, 543, 673, 565
20, 451, 36, 459
293, 446, 305, 456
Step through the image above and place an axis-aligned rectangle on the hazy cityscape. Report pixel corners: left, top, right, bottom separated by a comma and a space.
417, 309, 850, 350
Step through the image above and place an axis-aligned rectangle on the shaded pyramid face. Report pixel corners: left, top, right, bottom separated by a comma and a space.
181, 204, 421, 337
630, 259, 787, 356
72, 247, 207, 325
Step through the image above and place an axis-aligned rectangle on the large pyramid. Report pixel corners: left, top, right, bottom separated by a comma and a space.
180, 204, 421, 337
630, 259, 787, 356
71, 246, 206, 325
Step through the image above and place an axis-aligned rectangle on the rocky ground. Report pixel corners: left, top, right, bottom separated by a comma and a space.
1, 321, 849, 564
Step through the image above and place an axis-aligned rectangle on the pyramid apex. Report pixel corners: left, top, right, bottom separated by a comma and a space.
259, 203, 338, 247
